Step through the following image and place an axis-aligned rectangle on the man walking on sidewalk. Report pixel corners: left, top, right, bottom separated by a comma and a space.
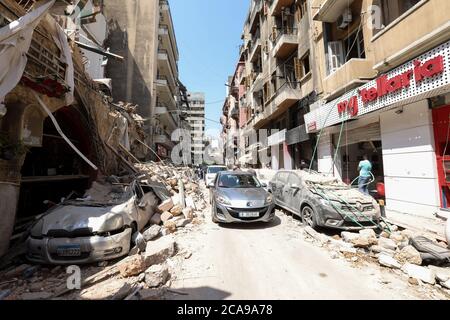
358, 155, 372, 195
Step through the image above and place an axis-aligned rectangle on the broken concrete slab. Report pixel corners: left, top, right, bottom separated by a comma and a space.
442, 279, 450, 289
351, 237, 371, 248
163, 220, 177, 233
401, 264, 436, 285
176, 218, 191, 228
395, 245, 422, 265
370, 245, 396, 256
359, 229, 377, 239
144, 237, 176, 266
144, 264, 170, 288
304, 226, 329, 244
378, 237, 398, 251
161, 211, 173, 222
378, 254, 401, 269
390, 231, 404, 243
143, 225, 161, 241
170, 205, 183, 216
157, 198, 174, 213
341, 231, 360, 243
182, 207, 194, 220
117, 255, 147, 277
428, 265, 450, 283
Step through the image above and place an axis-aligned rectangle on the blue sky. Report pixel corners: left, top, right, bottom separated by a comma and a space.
171, 0, 249, 133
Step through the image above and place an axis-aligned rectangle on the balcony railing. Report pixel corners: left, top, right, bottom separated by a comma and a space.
270, 27, 298, 43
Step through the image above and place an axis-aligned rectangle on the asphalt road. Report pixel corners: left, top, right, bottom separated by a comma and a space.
167, 206, 438, 300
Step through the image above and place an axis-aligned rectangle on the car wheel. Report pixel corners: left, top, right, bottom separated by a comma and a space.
301, 205, 318, 229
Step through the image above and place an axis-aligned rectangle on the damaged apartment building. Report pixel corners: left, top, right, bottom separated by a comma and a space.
0, 0, 188, 257
226, 0, 450, 225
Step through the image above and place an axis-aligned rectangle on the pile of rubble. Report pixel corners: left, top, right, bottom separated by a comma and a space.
303, 225, 450, 291
0, 162, 208, 300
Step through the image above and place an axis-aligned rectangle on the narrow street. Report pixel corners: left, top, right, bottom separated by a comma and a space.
166, 185, 448, 300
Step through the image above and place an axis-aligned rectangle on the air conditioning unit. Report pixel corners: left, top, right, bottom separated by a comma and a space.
337, 8, 352, 29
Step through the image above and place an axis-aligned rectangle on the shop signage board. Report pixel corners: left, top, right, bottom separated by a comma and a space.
304, 40, 450, 133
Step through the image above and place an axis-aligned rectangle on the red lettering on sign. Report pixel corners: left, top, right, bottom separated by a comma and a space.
337, 96, 358, 117
336, 55, 445, 116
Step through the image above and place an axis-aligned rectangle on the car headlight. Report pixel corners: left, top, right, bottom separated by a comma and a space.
265, 194, 273, 205
97, 214, 124, 233
216, 196, 231, 206
320, 199, 340, 208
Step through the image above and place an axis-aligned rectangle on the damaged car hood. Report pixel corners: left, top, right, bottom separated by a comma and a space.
219, 188, 267, 202
40, 198, 136, 235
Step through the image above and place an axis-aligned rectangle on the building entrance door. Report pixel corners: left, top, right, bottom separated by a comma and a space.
432, 105, 450, 208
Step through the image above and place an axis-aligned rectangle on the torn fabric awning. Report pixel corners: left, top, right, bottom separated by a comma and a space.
0, 0, 55, 107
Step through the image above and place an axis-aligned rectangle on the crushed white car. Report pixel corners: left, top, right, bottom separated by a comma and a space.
26, 180, 157, 265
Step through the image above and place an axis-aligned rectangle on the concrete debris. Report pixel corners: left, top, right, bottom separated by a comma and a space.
395, 245, 422, 265
370, 245, 396, 256
117, 255, 147, 278
351, 237, 371, 248
401, 264, 436, 285
408, 277, 420, 286
158, 198, 174, 213
390, 231, 405, 243
176, 218, 191, 228
161, 211, 174, 222
428, 265, 450, 283
144, 237, 176, 266
170, 205, 183, 216
378, 254, 401, 269
304, 226, 329, 244
144, 264, 170, 288
341, 232, 360, 243
163, 220, 177, 233
339, 247, 357, 254
143, 225, 161, 241
378, 237, 398, 251
442, 280, 450, 289
182, 207, 194, 220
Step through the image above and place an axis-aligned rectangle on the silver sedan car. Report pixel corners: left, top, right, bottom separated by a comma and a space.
26, 180, 156, 265
208, 171, 275, 223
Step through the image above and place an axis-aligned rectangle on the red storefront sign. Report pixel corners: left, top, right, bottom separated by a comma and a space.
337, 55, 445, 117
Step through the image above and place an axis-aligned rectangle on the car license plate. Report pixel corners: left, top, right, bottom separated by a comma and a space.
239, 211, 259, 218
56, 245, 81, 257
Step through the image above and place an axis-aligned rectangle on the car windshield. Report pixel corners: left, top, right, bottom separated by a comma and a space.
207, 167, 227, 174
218, 174, 261, 188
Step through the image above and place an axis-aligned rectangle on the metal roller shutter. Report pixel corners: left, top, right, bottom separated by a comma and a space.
333, 122, 381, 147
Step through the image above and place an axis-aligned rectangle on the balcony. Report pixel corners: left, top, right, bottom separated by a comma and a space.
154, 105, 179, 131
271, 27, 298, 59
159, 1, 179, 60
323, 58, 376, 100
312, 0, 355, 22
157, 49, 178, 93
230, 103, 239, 119
158, 25, 179, 62
249, 38, 262, 62
254, 83, 300, 129
270, 0, 296, 16
371, 0, 450, 72
156, 76, 177, 110
249, 0, 263, 32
